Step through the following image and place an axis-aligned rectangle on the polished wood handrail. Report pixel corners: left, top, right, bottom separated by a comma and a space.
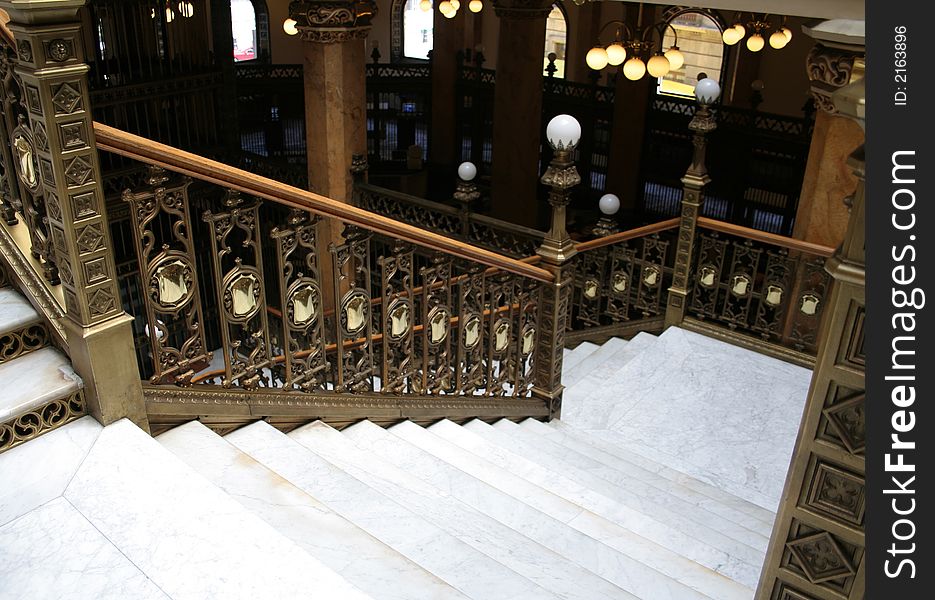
697, 217, 836, 257
92, 123, 555, 284
575, 218, 680, 253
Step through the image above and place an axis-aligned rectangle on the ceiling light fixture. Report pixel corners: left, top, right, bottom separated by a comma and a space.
587, 3, 683, 82
722, 13, 793, 52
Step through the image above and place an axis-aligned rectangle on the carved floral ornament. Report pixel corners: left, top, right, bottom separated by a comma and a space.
288, 0, 378, 43
806, 43, 863, 114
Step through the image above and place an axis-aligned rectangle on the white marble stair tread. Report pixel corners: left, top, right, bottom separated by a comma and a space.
562, 336, 629, 386
0, 497, 169, 600
392, 419, 738, 600
0, 416, 102, 527
0, 347, 82, 421
508, 419, 772, 548
157, 421, 465, 600
480, 419, 766, 575
541, 419, 776, 531
64, 419, 370, 600
225, 420, 543, 600
562, 341, 600, 374
290, 421, 616, 600
433, 419, 758, 594
561, 327, 811, 510
0, 287, 41, 333
561, 332, 656, 424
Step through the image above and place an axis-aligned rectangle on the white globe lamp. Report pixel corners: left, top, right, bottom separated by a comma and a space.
458, 162, 477, 182
546, 114, 582, 150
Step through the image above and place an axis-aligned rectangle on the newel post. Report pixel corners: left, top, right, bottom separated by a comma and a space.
664, 78, 720, 328
453, 161, 480, 238
531, 115, 580, 420
1, 0, 146, 430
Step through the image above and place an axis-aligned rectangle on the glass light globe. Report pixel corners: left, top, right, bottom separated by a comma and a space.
769, 31, 788, 49
646, 54, 670, 78
746, 33, 765, 52
283, 18, 298, 36
439, 1, 453, 13
546, 114, 582, 150
458, 162, 477, 181
586, 46, 609, 71
420, 0, 431, 11
451, 0, 460, 9
694, 78, 721, 105
664, 46, 684, 71
599, 193, 620, 215
623, 57, 646, 81
780, 26, 793, 42
469, 0, 483, 12
733, 23, 746, 38
722, 27, 741, 45
605, 43, 626, 66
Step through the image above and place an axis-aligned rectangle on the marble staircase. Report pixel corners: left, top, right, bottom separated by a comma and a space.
0, 285, 83, 453
0, 327, 814, 599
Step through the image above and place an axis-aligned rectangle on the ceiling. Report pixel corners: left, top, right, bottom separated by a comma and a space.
607, 0, 865, 20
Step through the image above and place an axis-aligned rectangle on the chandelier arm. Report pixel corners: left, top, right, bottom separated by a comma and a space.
596, 19, 631, 44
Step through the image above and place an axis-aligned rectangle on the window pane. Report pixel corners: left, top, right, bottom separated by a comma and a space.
544, 6, 566, 78
232, 0, 257, 62
659, 12, 723, 98
404, 0, 433, 60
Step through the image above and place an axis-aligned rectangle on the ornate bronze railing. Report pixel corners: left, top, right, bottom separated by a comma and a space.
91, 124, 554, 431
557, 215, 834, 365
355, 182, 544, 258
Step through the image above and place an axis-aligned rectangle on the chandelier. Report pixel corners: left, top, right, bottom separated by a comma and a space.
586, 4, 684, 81
418, 0, 484, 18
722, 13, 793, 51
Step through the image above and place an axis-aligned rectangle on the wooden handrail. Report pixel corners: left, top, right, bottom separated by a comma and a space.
697, 217, 835, 258
92, 123, 555, 284
575, 218, 680, 253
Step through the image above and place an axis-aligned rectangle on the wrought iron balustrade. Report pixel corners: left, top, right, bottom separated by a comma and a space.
641, 96, 813, 236
354, 182, 544, 258
89, 123, 554, 430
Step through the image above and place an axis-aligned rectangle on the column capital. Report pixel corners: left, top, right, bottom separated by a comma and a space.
288, 0, 378, 44
492, 0, 553, 20
806, 43, 864, 114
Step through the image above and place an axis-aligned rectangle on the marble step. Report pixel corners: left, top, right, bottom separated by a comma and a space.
562, 341, 600, 373
158, 421, 465, 600
562, 336, 630, 387
440, 421, 762, 598
539, 419, 776, 532
63, 419, 370, 599
565, 327, 811, 511
389, 419, 747, 599
225, 420, 549, 600
473, 419, 765, 585
0, 496, 169, 600
291, 421, 621, 600
0, 347, 81, 424
508, 419, 772, 548
0, 416, 102, 527
0, 287, 41, 335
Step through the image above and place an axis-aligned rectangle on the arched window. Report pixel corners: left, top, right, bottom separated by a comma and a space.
544, 4, 567, 77
658, 8, 725, 98
402, 0, 433, 60
231, 0, 269, 62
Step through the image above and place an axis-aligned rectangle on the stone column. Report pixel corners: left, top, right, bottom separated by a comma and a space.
664, 97, 715, 327
489, 0, 552, 229
756, 76, 865, 600
1, 0, 146, 430
290, 0, 376, 304
429, 7, 464, 174
793, 27, 864, 248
